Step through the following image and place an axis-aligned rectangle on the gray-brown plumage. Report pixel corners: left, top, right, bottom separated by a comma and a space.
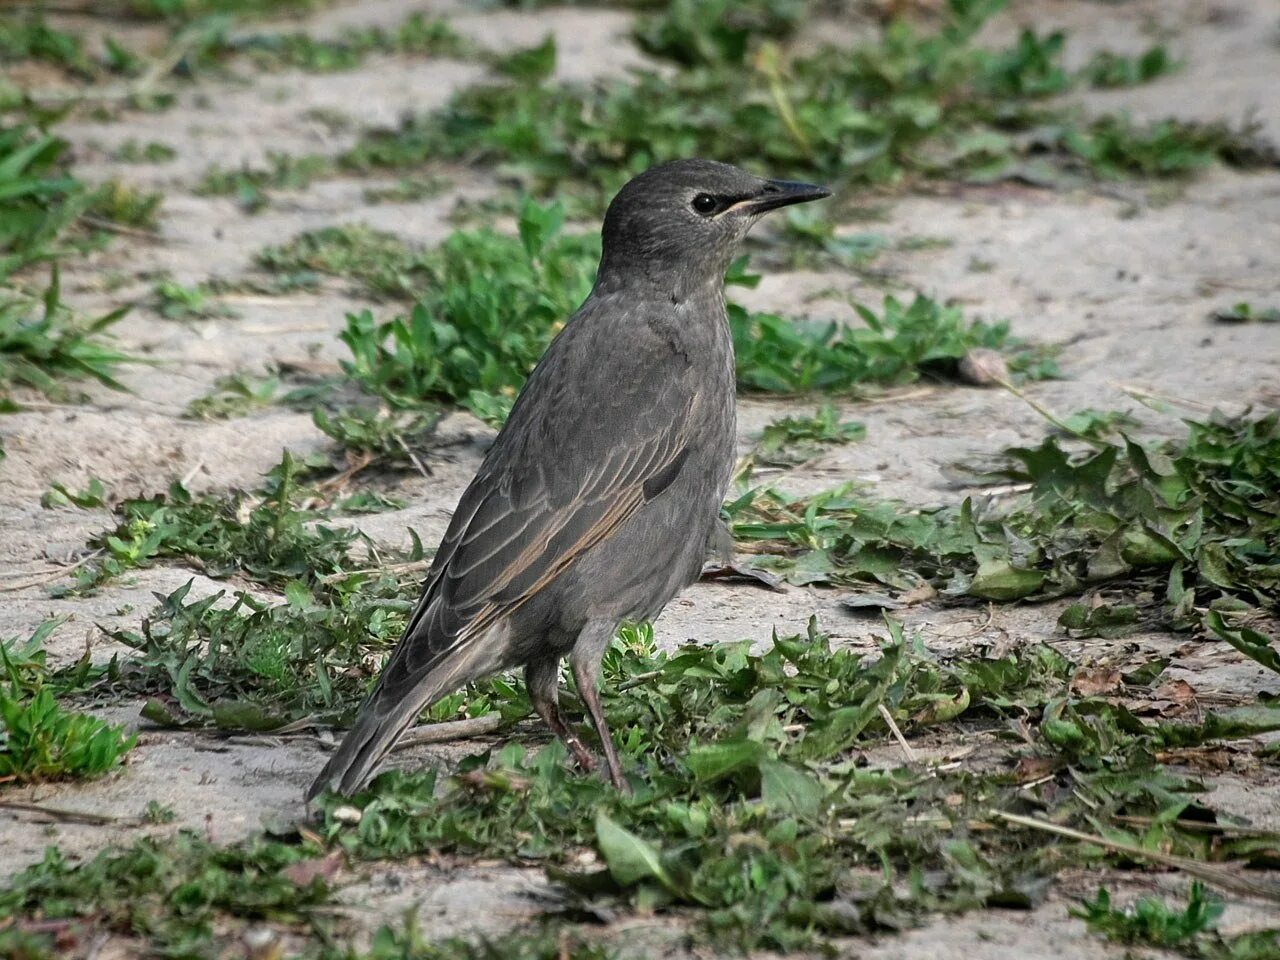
308, 159, 829, 800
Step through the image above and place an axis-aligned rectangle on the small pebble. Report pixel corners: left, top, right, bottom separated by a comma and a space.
332, 805, 363, 825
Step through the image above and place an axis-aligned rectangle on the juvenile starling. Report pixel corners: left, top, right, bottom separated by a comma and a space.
308, 159, 829, 799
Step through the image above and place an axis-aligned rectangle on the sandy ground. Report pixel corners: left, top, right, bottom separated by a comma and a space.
1, 0, 1278, 956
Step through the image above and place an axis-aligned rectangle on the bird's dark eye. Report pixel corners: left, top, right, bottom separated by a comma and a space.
691, 193, 718, 216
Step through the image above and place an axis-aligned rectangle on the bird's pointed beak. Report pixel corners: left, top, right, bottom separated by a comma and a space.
740, 179, 831, 214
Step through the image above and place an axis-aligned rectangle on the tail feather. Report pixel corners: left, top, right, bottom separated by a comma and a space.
306, 673, 442, 801
305, 642, 488, 798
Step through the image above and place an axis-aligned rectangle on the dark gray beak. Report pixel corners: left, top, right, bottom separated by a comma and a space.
742, 178, 831, 214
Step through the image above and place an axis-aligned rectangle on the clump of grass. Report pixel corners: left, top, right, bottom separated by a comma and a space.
729, 266, 1054, 393
1059, 115, 1263, 179
1, 625, 136, 783
197, 152, 329, 213
1082, 45, 1177, 89
185, 372, 280, 419
153, 277, 236, 320
729, 410, 1280, 642
361, 175, 450, 205
125, 0, 321, 22
110, 577, 411, 731
0, 831, 332, 957
633, 0, 807, 67
236, 12, 475, 72
754, 405, 865, 466
0, 124, 92, 279
1073, 882, 1222, 948
334, 199, 596, 416
0, 13, 98, 78
1211, 302, 1280, 324
259, 202, 1046, 422
0, 270, 132, 402
76, 451, 362, 591
342, 3, 1268, 199
3, 123, 165, 272
312, 404, 443, 468
0, 689, 136, 783
256, 222, 433, 299
110, 139, 178, 164
85, 180, 165, 230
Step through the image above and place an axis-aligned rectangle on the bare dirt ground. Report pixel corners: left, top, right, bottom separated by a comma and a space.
1, 1, 1278, 957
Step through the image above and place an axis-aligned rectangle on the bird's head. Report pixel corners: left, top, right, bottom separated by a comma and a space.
595, 158, 830, 298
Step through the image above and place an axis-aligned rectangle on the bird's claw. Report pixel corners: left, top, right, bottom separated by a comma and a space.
566, 737, 596, 772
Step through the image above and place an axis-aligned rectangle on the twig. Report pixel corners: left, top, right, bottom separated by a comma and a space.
391, 713, 503, 751
26, 20, 203, 106
181, 460, 205, 487
318, 557, 433, 584
0, 800, 119, 825
77, 215, 165, 242
394, 433, 431, 479
616, 669, 664, 692
1116, 382, 1214, 412
85, 932, 110, 960
877, 704, 918, 762
755, 43, 812, 158
1112, 814, 1279, 837
315, 451, 376, 495
992, 811, 1280, 902
992, 376, 1109, 449
0, 550, 102, 593
860, 386, 937, 406
238, 322, 331, 335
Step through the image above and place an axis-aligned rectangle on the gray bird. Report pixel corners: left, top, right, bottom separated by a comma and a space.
308, 159, 829, 799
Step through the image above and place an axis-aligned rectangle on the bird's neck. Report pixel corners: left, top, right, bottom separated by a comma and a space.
593, 261, 725, 306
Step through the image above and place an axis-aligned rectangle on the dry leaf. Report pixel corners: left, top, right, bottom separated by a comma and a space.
1069, 666, 1124, 698
281, 848, 344, 887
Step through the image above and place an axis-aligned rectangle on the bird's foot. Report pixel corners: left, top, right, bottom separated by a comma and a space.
565, 735, 596, 773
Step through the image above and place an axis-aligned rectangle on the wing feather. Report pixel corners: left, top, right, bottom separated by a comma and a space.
381, 395, 694, 692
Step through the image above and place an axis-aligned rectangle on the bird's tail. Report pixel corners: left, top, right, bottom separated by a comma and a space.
306, 642, 486, 802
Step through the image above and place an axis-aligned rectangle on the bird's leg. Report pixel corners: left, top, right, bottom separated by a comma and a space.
524, 655, 595, 772
570, 621, 627, 792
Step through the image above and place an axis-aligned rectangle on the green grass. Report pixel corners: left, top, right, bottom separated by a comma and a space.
633, 0, 807, 67
110, 139, 179, 164
233, 12, 475, 72
727, 409, 1280, 647
185, 372, 280, 418
334, 201, 597, 417
257, 201, 1051, 422
197, 152, 330, 213
728, 270, 1056, 392
1082, 45, 1178, 89
1074, 882, 1222, 948
0, 125, 92, 280
1, 624, 136, 783
73, 451, 363, 591
0, 269, 132, 402
153, 277, 237, 320
0, 125, 154, 399
0, 13, 101, 79
753, 405, 865, 466
256, 222, 437, 299
0, 689, 136, 783
125, 0, 322, 22
9, 609, 1277, 955
1211, 302, 1280, 324
341, 1, 1264, 201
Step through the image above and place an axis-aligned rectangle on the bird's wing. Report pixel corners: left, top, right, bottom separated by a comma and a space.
379, 387, 696, 691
